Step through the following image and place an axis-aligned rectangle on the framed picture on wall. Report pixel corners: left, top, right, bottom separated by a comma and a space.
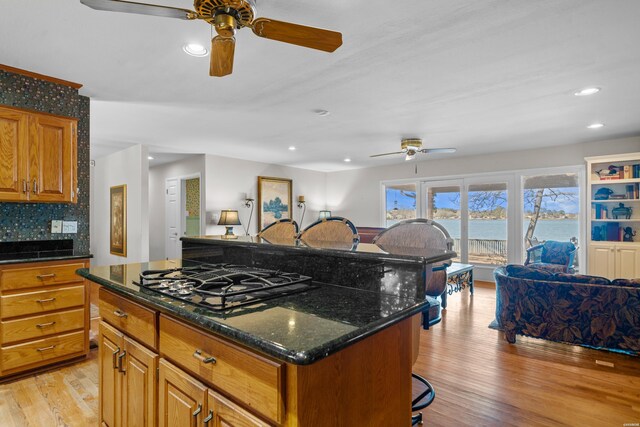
110, 184, 127, 257
258, 176, 293, 230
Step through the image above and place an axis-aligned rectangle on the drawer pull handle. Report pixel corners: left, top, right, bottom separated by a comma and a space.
36, 321, 56, 328
112, 347, 121, 370
113, 309, 128, 318
37, 345, 56, 352
193, 349, 216, 365
203, 410, 213, 426
23, 179, 27, 194
192, 404, 202, 418
36, 273, 56, 280
36, 298, 56, 303
117, 351, 127, 374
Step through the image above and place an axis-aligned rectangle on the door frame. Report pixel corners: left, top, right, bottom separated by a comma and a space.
165, 173, 203, 260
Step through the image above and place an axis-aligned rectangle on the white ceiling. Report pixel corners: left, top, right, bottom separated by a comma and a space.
2, 0, 640, 171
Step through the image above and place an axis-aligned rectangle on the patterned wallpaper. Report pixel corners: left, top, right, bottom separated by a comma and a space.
185, 177, 200, 217
0, 70, 90, 254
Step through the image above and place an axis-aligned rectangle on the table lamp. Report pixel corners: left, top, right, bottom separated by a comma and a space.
218, 209, 241, 237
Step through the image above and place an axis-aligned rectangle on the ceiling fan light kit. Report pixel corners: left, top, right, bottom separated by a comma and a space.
80, 0, 343, 77
370, 138, 456, 161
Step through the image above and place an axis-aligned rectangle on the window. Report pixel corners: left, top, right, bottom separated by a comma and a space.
468, 182, 508, 266
426, 183, 461, 261
384, 183, 417, 227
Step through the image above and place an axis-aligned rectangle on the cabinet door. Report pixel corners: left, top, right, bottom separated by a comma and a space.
588, 244, 616, 279
158, 359, 207, 427
0, 106, 29, 201
100, 321, 124, 427
206, 390, 270, 427
29, 114, 75, 203
616, 246, 640, 278
121, 336, 158, 427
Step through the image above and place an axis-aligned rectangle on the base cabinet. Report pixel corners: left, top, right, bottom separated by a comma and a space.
158, 359, 269, 427
589, 243, 640, 279
99, 321, 158, 427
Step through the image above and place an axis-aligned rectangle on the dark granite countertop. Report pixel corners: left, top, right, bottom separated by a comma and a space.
0, 253, 93, 266
0, 239, 92, 265
182, 235, 455, 265
78, 259, 428, 366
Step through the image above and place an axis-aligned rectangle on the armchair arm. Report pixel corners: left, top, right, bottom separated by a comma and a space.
525, 244, 543, 266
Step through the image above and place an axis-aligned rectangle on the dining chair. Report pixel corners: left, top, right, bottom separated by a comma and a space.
258, 218, 299, 243
298, 217, 359, 249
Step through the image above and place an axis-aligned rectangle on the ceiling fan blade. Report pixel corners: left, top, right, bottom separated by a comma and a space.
420, 148, 457, 154
210, 37, 235, 77
370, 151, 404, 158
80, 0, 197, 20
251, 18, 343, 52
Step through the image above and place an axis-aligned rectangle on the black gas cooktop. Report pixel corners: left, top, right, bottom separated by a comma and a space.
135, 263, 315, 311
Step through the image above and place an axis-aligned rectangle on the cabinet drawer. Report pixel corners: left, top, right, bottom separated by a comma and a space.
160, 316, 284, 423
1, 308, 85, 345
1, 285, 85, 319
1, 330, 85, 373
1, 263, 84, 291
99, 289, 157, 349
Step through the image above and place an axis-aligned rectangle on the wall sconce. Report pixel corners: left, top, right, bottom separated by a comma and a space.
244, 196, 254, 236
318, 210, 331, 220
218, 209, 242, 237
297, 195, 306, 226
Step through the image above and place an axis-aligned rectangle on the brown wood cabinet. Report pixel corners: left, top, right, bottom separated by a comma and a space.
99, 289, 413, 426
0, 105, 77, 203
0, 258, 90, 379
99, 321, 158, 427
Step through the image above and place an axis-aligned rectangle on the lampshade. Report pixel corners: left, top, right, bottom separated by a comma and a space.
318, 210, 332, 220
218, 210, 241, 226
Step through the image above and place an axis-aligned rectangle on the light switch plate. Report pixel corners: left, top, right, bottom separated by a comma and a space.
51, 220, 63, 234
62, 221, 78, 234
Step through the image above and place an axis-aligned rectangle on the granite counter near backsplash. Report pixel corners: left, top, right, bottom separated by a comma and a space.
0, 68, 90, 253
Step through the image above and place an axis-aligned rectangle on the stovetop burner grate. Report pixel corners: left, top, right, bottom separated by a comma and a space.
135, 263, 314, 311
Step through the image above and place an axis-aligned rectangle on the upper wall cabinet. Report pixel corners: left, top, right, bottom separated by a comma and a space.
0, 105, 77, 203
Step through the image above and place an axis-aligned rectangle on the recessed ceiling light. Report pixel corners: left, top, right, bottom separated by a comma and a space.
288, 146, 296, 151
574, 87, 600, 96
344, 158, 351, 162
315, 109, 331, 117
587, 123, 605, 129
183, 43, 208, 57
148, 156, 154, 160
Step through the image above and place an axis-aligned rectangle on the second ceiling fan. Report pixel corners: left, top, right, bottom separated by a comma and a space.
80, 0, 343, 77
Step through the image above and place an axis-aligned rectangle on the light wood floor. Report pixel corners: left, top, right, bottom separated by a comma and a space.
414, 281, 640, 427
1, 283, 638, 426
0, 351, 98, 426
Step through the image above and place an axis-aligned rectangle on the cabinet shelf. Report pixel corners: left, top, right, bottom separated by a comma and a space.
592, 219, 639, 222
592, 178, 640, 185
591, 199, 640, 203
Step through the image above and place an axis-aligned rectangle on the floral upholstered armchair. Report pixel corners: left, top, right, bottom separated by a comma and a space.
525, 240, 576, 273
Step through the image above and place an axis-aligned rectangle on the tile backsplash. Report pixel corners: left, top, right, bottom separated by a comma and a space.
0, 69, 90, 254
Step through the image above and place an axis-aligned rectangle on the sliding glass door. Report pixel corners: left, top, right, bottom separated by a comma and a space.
425, 181, 462, 262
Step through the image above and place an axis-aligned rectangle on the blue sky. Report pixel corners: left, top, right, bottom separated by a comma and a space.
386, 187, 579, 213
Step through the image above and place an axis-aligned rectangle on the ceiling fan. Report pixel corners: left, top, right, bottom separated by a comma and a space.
79, 0, 343, 77
370, 138, 456, 161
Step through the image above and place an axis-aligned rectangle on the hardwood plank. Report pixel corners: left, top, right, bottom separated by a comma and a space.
413, 281, 640, 426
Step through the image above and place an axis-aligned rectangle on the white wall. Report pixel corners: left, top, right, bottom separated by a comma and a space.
204, 155, 327, 236
91, 144, 149, 266
327, 136, 640, 226
148, 155, 206, 261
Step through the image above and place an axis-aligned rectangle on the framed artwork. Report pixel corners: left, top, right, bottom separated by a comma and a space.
258, 176, 293, 230
110, 184, 127, 257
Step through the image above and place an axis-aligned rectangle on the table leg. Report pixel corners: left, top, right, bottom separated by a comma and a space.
441, 290, 447, 309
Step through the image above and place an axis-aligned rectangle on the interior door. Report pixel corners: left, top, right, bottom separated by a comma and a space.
165, 178, 180, 260
0, 106, 29, 201
29, 114, 74, 202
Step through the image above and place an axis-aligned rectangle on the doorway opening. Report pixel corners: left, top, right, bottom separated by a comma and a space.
165, 174, 202, 260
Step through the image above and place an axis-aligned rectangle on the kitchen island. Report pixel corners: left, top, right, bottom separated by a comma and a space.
79, 236, 454, 426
